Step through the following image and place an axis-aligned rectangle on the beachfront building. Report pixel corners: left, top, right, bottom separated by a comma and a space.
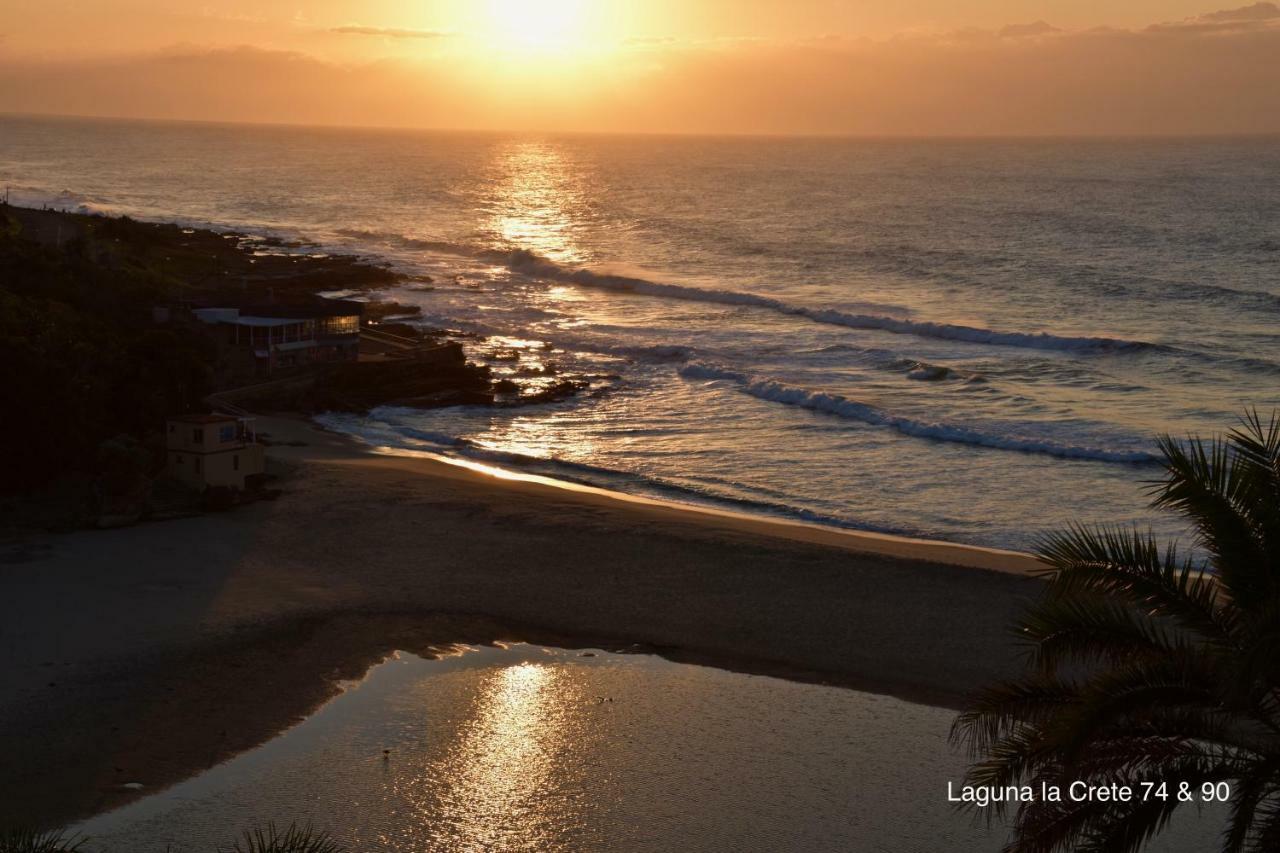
165, 414, 265, 491
193, 297, 363, 377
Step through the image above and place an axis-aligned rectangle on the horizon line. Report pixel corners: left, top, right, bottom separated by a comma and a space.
4, 110, 1279, 142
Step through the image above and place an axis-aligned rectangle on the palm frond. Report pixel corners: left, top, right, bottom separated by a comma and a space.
951, 677, 1079, 756
1003, 796, 1116, 853
1018, 591, 1194, 673
1248, 794, 1280, 851
223, 823, 345, 853
1223, 758, 1280, 853
1072, 773, 1205, 853
0, 830, 85, 853
1036, 525, 1230, 643
1151, 432, 1273, 607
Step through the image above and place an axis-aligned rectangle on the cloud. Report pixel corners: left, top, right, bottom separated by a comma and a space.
998, 21, 1062, 38
2, 11, 1279, 137
328, 25, 450, 40
0, 47, 484, 130
1146, 1, 1280, 33
1203, 1, 1280, 21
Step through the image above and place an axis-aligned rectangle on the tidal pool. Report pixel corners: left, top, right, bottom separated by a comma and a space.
74, 645, 1222, 852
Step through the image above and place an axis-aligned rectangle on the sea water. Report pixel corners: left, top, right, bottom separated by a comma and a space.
4, 116, 1278, 550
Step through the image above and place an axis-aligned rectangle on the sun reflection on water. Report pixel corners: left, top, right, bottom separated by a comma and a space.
488, 141, 586, 266
400, 661, 589, 852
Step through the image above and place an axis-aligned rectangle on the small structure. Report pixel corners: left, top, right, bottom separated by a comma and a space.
165, 414, 265, 491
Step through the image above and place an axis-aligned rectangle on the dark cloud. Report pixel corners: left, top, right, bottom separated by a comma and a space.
1203, 2, 1280, 21
329, 25, 450, 40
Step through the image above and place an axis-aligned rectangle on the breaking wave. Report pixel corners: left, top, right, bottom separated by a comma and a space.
331, 232, 1160, 355
484, 248, 1155, 353
678, 362, 1159, 465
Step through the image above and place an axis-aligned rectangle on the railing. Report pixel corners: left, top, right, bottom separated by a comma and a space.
360, 327, 421, 349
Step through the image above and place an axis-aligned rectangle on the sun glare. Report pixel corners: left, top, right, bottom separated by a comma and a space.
485, 0, 590, 53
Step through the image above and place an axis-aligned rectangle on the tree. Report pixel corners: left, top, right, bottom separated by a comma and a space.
952, 410, 1280, 853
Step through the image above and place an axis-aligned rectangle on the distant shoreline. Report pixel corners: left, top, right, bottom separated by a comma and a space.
0, 414, 1043, 831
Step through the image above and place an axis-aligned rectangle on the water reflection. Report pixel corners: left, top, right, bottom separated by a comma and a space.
471, 410, 604, 465
403, 661, 587, 852
70, 645, 1226, 852
488, 140, 586, 266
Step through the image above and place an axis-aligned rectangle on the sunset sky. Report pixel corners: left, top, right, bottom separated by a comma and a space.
1, 1, 1278, 135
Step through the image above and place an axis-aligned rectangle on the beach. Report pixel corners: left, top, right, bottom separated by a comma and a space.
0, 416, 1043, 831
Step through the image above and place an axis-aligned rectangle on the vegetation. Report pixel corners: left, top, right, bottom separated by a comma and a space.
0, 208, 214, 494
0, 204, 433, 507
953, 411, 1280, 852
224, 823, 345, 853
0, 824, 344, 853
0, 830, 84, 853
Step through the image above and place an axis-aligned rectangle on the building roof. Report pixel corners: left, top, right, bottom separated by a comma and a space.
191, 292, 364, 319
168, 414, 239, 425
226, 316, 302, 327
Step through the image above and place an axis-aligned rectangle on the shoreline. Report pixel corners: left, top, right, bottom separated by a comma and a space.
314, 419, 1046, 577
0, 414, 1044, 831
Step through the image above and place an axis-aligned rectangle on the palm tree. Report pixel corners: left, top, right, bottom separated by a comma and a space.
952, 410, 1280, 853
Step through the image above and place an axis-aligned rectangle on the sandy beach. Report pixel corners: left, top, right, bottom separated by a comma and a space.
0, 416, 1043, 830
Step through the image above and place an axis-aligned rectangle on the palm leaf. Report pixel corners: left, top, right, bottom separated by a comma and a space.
1151, 433, 1272, 608
222, 823, 345, 853
0, 830, 85, 853
1036, 525, 1230, 644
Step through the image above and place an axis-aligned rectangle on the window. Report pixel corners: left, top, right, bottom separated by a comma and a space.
219, 425, 236, 443
321, 315, 359, 336
192, 428, 204, 443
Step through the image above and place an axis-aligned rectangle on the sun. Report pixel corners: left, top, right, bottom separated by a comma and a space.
484, 0, 589, 53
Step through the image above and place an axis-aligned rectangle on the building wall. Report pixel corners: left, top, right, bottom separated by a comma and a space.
166, 419, 242, 454
167, 445, 264, 490
165, 419, 266, 491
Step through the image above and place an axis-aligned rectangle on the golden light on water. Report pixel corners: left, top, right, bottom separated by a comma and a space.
402, 661, 589, 851
490, 140, 586, 266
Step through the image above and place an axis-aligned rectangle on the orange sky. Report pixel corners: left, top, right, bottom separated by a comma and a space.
1, 1, 1278, 135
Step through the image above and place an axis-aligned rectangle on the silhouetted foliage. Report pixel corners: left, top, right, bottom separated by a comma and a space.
96, 434, 156, 498
0, 829, 84, 853
0, 214, 213, 492
953, 411, 1280, 852
0, 824, 343, 853
222, 823, 345, 853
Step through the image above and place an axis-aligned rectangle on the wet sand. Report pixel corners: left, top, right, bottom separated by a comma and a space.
0, 417, 1043, 830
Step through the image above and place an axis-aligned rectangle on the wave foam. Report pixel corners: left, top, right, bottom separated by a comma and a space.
479, 249, 1155, 354
679, 362, 1158, 464
336, 234, 1154, 356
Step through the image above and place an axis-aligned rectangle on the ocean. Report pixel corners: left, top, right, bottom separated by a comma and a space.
4, 115, 1278, 551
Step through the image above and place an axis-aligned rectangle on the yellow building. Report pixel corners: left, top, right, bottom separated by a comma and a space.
165, 414, 266, 491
